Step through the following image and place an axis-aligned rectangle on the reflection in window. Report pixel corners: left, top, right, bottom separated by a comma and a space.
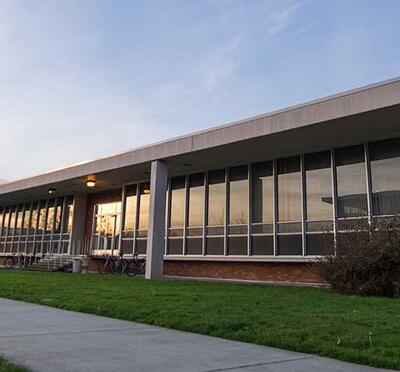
277, 157, 301, 222
3, 210, 10, 235
23, 206, 31, 234
46, 204, 55, 234
38, 204, 46, 233
229, 166, 248, 225
170, 177, 185, 228
335, 145, 367, 218
305, 151, 333, 221
30, 206, 38, 234
54, 201, 62, 233
124, 185, 137, 231
9, 208, 17, 236
207, 169, 225, 226
252, 162, 273, 225
188, 173, 204, 228
370, 138, 400, 215
65, 199, 74, 233
138, 183, 150, 231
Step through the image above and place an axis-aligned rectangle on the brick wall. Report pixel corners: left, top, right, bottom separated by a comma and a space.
164, 260, 324, 284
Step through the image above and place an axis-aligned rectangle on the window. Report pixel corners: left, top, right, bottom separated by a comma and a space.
228, 166, 248, 255
277, 157, 302, 255
335, 145, 367, 218
277, 157, 301, 222
252, 161, 273, 226
186, 173, 204, 255
305, 151, 333, 221
207, 169, 226, 227
187, 173, 204, 228
170, 176, 185, 230
138, 183, 150, 234
206, 169, 225, 255
369, 138, 400, 215
168, 177, 185, 255
229, 165, 248, 226
124, 185, 137, 232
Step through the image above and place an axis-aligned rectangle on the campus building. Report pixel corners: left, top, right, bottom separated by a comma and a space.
1, 78, 400, 284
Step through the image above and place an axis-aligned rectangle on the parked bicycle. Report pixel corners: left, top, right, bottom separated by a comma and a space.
98, 253, 145, 277
4, 253, 36, 269
98, 254, 117, 274
125, 253, 146, 277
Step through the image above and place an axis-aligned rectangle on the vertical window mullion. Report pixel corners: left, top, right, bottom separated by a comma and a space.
134, 183, 140, 255
183, 175, 189, 255
301, 154, 306, 256
364, 142, 373, 224
273, 159, 278, 256
224, 167, 229, 256
331, 149, 338, 255
247, 163, 252, 256
165, 179, 171, 255
202, 172, 208, 256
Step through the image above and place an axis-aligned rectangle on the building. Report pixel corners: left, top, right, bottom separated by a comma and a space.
1, 78, 400, 284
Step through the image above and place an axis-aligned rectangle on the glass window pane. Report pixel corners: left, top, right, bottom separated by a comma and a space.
46, 202, 55, 234
64, 199, 74, 234
227, 236, 247, 255
370, 138, 400, 215
277, 234, 302, 255
54, 201, 62, 233
138, 183, 150, 231
229, 165, 248, 225
335, 145, 367, 218
30, 205, 38, 234
186, 237, 202, 255
188, 173, 204, 227
170, 177, 185, 228
207, 169, 225, 226
252, 162, 273, 224
124, 185, 137, 231
305, 151, 333, 220
277, 157, 301, 222
251, 235, 273, 255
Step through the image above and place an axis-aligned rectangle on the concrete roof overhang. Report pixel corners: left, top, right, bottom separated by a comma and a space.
1, 77, 400, 206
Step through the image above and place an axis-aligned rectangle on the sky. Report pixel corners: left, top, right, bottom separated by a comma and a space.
0, 0, 399, 182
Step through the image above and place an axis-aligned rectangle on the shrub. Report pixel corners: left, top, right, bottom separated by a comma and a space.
313, 218, 400, 297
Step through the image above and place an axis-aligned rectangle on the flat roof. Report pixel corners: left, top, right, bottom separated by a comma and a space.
1, 76, 400, 202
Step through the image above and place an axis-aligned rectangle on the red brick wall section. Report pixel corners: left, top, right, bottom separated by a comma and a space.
85, 189, 122, 239
164, 261, 324, 284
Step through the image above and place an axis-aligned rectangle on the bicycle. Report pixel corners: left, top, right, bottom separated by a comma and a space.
4, 253, 27, 270
98, 254, 117, 274
126, 253, 146, 277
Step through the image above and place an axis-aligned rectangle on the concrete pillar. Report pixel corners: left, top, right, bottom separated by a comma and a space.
69, 194, 88, 255
145, 160, 168, 279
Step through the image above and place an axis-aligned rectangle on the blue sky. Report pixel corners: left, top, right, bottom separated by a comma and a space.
0, 0, 399, 181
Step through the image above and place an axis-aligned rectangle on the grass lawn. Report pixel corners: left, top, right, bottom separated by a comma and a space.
0, 356, 26, 372
0, 271, 399, 370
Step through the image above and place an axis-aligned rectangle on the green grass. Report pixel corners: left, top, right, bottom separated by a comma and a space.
0, 271, 399, 370
0, 356, 26, 372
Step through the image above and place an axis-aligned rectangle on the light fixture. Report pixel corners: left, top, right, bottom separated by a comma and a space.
48, 188, 56, 194
143, 188, 150, 194
86, 175, 96, 188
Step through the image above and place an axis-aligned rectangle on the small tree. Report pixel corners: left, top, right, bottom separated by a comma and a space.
313, 217, 400, 297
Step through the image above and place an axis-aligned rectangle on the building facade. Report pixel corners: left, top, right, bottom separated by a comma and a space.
1, 78, 400, 284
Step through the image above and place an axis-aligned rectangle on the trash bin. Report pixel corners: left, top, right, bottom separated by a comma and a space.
72, 258, 82, 274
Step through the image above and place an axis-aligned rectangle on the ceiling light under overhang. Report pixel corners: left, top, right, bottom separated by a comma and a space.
86, 175, 96, 188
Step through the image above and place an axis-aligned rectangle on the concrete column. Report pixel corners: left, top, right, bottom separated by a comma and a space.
145, 160, 168, 279
69, 194, 88, 255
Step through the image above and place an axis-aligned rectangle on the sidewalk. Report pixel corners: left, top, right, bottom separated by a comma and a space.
0, 298, 392, 371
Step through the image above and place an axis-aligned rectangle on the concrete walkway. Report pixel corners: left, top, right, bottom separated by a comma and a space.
0, 298, 391, 372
